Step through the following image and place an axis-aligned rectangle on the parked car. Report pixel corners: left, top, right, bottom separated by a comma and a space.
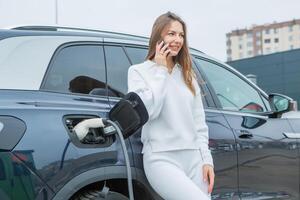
0, 26, 300, 200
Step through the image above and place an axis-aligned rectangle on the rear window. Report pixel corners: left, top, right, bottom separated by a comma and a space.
42, 44, 106, 95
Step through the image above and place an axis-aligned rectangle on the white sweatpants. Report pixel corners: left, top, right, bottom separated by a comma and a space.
143, 149, 211, 200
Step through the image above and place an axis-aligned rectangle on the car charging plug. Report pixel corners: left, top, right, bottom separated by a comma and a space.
73, 118, 106, 140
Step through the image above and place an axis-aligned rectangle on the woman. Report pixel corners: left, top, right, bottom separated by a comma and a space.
127, 11, 214, 200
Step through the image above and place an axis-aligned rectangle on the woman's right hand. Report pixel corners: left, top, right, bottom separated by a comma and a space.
154, 41, 171, 71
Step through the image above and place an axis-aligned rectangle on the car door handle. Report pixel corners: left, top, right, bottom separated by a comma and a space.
236, 129, 253, 139
283, 132, 300, 139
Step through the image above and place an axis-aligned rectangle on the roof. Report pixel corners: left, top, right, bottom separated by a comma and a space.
1, 25, 204, 53
0, 25, 149, 42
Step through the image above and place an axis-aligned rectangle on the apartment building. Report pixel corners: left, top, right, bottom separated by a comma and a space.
226, 19, 300, 61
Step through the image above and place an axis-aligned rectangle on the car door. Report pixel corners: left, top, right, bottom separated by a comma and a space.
103, 44, 137, 166
104, 44, 148, 168
39, 43, 121, 189
121, 46, 149, 171
194, 57, 299, 200
104, 44, 161, 200
192, 57, 239, 200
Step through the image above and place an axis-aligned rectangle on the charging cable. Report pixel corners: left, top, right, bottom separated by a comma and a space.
73, 118, 134, 200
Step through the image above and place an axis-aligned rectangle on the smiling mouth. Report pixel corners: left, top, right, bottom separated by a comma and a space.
170, 46, 180, 51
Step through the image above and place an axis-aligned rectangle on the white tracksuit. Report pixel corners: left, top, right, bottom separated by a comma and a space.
127, 60, 213, 200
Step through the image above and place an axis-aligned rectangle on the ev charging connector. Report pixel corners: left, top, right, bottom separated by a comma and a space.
73, 92, 149, 200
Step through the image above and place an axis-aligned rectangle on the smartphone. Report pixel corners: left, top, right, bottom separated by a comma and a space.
158, 39, 165, 46
158, 39, 170, 56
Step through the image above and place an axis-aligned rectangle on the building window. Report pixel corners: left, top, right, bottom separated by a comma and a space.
226, 39, 231, 46
247, 41, 252, 47
239, 44, 243, 49
227, 48, 232, 55
274, 38, 279, 43
257, 50, 262, 55
273, 28, 278, 34
256, 40, 261, 45
289, 25, 293, 32
256, 31, 261, 37
289, 35, 293, 41
265, 29, 270, 34
264, 39, 271, 43
247, 50, 253, 56
290, 45, 294, 50
247, 32, 253, 38
265, 47, 271, 54
239, 52, 243, 58
239, 36, 243, 41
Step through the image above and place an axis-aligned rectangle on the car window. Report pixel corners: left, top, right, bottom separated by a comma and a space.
125, 47, 148, 64
105, 46, 132, 97
42, 45, 106, 95
191, 61, 212, 108
195, 58, 270, 113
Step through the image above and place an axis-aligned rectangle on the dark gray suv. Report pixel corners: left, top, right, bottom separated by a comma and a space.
1, 26, 300, 200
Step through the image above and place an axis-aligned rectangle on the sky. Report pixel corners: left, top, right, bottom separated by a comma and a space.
1, 0, 300, 61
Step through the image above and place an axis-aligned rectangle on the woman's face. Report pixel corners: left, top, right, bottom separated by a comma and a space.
162, 20, 184, 57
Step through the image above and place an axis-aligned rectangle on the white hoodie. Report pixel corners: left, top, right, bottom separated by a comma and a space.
127, 60, 213, 166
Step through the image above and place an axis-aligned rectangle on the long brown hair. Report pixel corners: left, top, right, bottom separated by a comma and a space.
146, 11, 196, 96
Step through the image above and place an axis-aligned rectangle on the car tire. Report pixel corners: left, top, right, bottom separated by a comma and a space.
74, 189, 129, 200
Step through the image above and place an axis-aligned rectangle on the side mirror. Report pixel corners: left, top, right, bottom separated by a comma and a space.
269, 93, 298, 114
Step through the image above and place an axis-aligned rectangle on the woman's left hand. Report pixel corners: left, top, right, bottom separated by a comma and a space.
202, 164, 215, 194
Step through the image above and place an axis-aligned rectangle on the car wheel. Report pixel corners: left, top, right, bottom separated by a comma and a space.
74, 189, 129, 200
